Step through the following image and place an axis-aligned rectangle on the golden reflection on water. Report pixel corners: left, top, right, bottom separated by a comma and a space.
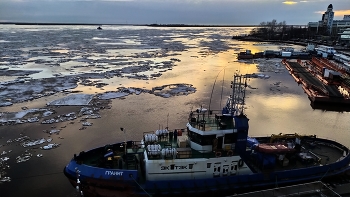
245, 44, 264, 54
256, 94, 300, 111
73, 44, 261, 104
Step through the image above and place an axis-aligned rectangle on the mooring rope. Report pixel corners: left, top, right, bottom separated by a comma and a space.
130, 175, 152, 197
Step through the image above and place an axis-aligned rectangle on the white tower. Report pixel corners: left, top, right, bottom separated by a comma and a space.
322, 4, 334, 35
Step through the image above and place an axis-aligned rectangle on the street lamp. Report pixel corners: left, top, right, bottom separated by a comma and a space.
120, 128, 126, 155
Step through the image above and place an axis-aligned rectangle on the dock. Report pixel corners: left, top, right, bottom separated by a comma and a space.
237, 51, 311, 60
282, 59, 350, 106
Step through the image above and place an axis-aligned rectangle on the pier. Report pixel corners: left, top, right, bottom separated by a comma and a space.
282, 59, 350, 106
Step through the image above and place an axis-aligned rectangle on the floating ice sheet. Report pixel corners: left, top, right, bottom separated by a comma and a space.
47, 94, 94, 106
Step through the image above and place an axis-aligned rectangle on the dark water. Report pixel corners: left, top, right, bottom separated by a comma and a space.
0, 25, 349, 197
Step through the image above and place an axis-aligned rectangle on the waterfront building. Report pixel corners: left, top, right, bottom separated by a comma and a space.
339, 28, 350, 46
308, 4, 350, 37
322, 4, 334, 34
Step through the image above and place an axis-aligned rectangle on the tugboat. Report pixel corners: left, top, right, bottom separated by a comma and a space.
64, 74, 350, 197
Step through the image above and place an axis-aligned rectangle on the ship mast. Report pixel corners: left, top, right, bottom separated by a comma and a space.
230, 74, 248, 116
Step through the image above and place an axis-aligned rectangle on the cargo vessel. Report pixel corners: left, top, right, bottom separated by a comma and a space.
64, 74, 350, 197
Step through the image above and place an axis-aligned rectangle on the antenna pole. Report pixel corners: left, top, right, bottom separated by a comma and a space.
209, 67, 227, 118
167, 113, 169, 129
239, 75, 242, 114
120, 128, 126, 155
231, 75, 236, 115
220, 69, 225, 110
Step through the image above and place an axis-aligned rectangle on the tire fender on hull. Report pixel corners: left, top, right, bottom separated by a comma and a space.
238, 159, 244, 167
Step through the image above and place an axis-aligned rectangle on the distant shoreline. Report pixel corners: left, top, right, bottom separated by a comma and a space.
146, 24, 257, 27
0, 22, 258, 27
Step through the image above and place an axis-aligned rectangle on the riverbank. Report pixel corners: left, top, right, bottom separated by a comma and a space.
233, 36, 350, 51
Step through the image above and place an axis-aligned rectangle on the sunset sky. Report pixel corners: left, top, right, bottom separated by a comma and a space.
0, 0, 349, 25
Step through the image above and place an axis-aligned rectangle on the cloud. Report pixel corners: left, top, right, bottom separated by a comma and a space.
283, 1, 298, 5
315, 9, 350, 17
0, 0, 348, 25
334, 10, 350, 17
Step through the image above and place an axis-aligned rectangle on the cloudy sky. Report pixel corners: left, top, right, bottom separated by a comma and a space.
0, 0, 349, 25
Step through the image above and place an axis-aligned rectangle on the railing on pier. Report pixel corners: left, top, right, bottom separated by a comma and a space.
311, 57, 347, 75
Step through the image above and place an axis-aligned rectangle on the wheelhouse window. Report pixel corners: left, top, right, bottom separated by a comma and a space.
224, 133, 237, 144
188, 131, 216, 146
202, 135, 216, 145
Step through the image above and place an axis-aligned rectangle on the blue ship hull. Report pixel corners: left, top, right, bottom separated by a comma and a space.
64, 137, 350, 197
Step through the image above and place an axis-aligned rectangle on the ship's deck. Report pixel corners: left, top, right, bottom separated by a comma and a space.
75, 134, 347, 175
76, 133, 239, 170
250, 137, 346, 174
143, 136, 239, 160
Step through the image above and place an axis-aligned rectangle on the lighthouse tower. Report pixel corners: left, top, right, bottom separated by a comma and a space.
322, 4, 334, 35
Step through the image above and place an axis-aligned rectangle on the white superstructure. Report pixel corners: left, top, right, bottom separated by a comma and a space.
315, 45, 336, 58
333, 53, 350, 71
142, 129, 253, 182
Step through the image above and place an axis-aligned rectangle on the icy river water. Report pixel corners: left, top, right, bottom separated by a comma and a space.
0, 25, 349, 197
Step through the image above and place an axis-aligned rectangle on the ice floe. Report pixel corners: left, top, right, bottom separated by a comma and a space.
152, 84, 196, 98
16, 153, 32, 163
254, 58, 286, 73
0, 132, 63, 183
98, 84, 196, 100
22, 138, 47, 147
0, 77, 78, 104
47, 94, 94, 106
1, 84, 196, 126
42, 129, 60, 135
0, 176, 11, 183
82, 121, 93, 126
41, 143, 60, 150
0, 109, 55, 125
0, 102, 13, 107
99, 92, 129, 100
